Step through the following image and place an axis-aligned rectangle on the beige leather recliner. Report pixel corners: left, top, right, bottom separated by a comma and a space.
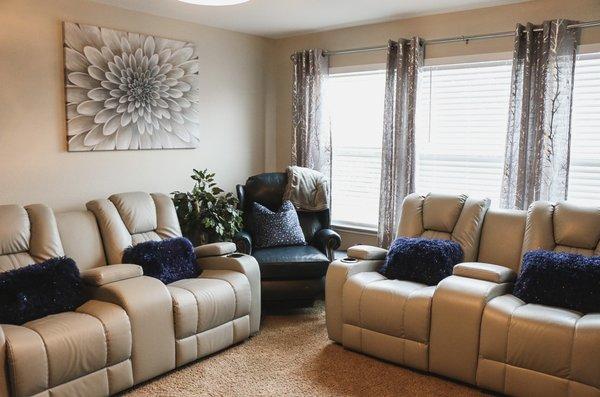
325, 193, 490, 370
476, 202, 600, 397
87, 192, 261, 368
0, 204, 135, 397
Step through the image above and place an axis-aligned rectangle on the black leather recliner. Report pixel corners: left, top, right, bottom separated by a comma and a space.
233, 172, 341, 307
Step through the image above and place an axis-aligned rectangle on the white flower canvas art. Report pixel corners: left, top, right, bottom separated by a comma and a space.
63, 22, 201, 151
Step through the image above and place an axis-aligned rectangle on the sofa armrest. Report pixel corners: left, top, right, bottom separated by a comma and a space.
197, 253, 261, 335
430, 274, 514, 384
313, 228, 341, 260
325, 258, 383, 343
81, 264, 143, 286
194, 242, 237, 258
453, 262, 517, 284
347, 244, 388, 260
233, 230, 252, 255
0, 326, 8, 397
90, 275, 175, 383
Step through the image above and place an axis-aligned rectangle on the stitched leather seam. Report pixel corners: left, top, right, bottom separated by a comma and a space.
29, 326, 51, 390
4, 332, 19, 395
170, 285, 199, 337
567, 316, 579, 383
503, 303, 522, 393
203, 275, 240, 319
356, 277, 382, 328
79, 311, 111, 366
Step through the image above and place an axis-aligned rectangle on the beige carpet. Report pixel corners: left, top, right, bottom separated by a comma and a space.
125, 302, 490, 396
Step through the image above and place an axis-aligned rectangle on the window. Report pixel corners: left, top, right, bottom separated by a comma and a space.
414, 61, 512, 205
328, 71, 385, 229
567, 52, 600, 205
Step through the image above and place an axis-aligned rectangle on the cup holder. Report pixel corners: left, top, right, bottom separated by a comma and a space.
340, 257, 358, 263
227, 253, 245, 258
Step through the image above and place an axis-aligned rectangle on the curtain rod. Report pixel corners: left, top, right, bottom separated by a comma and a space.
320, 19, 600, 57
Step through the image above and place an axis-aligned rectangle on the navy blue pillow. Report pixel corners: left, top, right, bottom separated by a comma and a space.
122, 237, 199, 284
379, 237, 464, 286
252, 200, 306, 248
0, 257, 86, 325
514, 250, 600, 313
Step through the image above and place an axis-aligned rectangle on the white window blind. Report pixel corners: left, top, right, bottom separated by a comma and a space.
567, 53, 600, 205
328, 71, 385, 229
414, 61, 512, 206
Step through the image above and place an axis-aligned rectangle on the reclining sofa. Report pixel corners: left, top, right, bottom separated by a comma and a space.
326, 193, 600, 397
0, 192, 261, 397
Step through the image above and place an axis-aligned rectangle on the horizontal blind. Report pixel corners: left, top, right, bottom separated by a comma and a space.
567, 53, 600, 205
415, 61, 512, 205
328, 72, 385, 228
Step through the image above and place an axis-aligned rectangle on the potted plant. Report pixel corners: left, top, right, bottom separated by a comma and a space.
172, 169, 243, 246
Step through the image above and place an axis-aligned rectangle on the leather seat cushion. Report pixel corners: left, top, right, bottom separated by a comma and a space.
252, 245, 329, 280
168, 270, 251, 340
342, 272, 434, 343
480, 295, 600, 389
2, 301, 131, 395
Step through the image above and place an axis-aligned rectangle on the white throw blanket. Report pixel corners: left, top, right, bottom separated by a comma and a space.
283, 166, 329, 211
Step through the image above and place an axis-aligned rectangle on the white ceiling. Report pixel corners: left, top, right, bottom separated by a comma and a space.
90, 0, 527, 39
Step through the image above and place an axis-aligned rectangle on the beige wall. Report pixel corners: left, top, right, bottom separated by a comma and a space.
271, 0, 600, 248
0, 0, 272, 211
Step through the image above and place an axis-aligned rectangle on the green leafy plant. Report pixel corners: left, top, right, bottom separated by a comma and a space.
172, 169, 243, 245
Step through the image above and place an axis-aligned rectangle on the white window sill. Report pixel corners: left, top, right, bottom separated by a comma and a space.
332, 222, 378, 235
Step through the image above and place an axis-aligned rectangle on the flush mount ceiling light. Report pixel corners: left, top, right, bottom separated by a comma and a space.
177, 0, 250, 5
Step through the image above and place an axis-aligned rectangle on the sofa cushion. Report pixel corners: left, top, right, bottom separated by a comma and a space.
379, 238, 463, 286
2, 300, 131, 395
252, 201, 306, 248
0, 257, 86, 325
479, 295, 600, 391
514, 250, 600, 313
167, 270, 250, 339
252, 245, 329, 280
342, 272, 434, 342
122, 237, 199, 284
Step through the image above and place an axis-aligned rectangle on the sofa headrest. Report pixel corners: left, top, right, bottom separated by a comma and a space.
109, 192, 158, 235
244, 172, 287, 211
0, 204, 64, 271
397, 193, 490, 262
0, 205, 30, 256
422, 193, 467, 233
524, 201, 600, 255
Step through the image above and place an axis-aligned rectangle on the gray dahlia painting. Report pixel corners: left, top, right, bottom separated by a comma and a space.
63, 22, 201, 151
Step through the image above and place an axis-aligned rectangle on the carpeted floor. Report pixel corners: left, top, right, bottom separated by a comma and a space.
124, 302, 491, 396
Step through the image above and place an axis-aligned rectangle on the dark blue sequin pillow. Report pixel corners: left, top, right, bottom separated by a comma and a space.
122, 237, 200, 284
514, 250, 600, 313
0, 257, 86, 325
379, 237, 463, 286
252, 200, 306, 248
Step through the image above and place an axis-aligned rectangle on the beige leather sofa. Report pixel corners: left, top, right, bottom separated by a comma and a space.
326, 195, 600, 397
0, 204, 135, 397
86, 192, 261, 368
0, 193, 260, 396
326, 193, 490, 371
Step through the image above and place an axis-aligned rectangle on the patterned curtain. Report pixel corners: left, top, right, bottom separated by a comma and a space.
501, 20, 579, 210
291, 49, 331, 179
378, 38, 424, 248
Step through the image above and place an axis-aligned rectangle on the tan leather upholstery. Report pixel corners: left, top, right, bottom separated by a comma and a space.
453, 262, 517, 283
194, 242, 237, 258
346, 245, 388, 260
0, 204, 64, 272
0, 204, 134, 397
81, 264, 143, 286
478, 296, 600, 396
397, 193, 490, 261
473, 201, 600, 396
477, 209, 526, 271
88, 191, 260, 373
523, 201, 600, 257
56, 210, 107, 271
326, 193, 490, 374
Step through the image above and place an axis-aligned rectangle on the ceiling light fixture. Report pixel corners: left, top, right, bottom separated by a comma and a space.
177, 0, 250, 5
